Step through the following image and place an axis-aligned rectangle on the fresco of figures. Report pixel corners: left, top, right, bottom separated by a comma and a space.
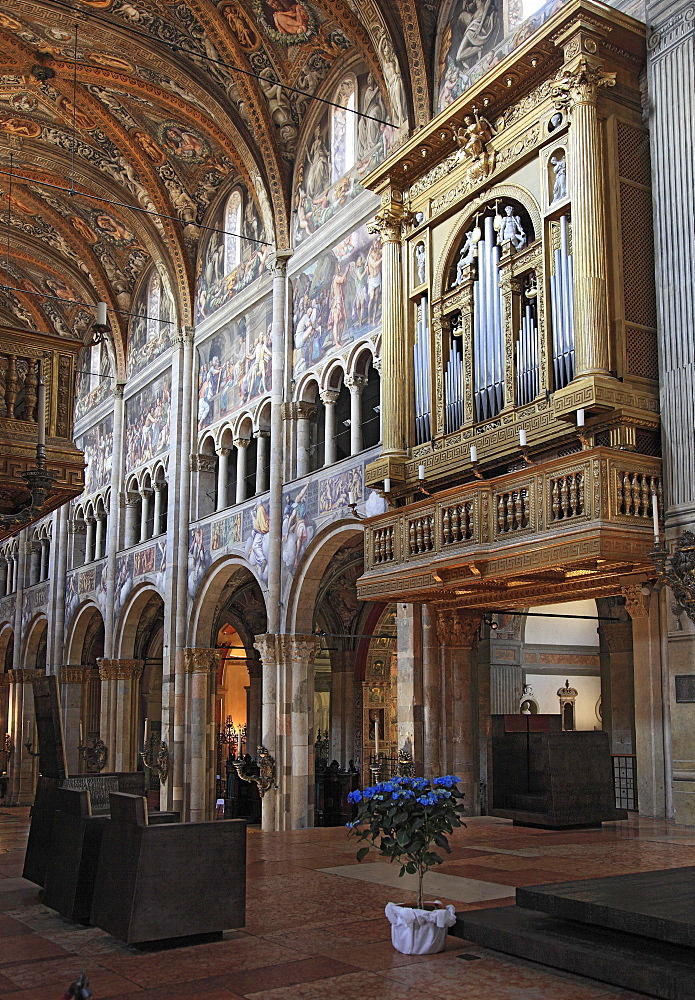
437, 0, 570, 111
127, 273, 175, 377
293, 73, 393, 245
198, 296, 273, 430
196, 195, 267, 321
114, 542, 166, 619
125, 372, 172, 472
78, 415, 113, 497
318, 466, 363, 514
75, 341, 112, 421
293, 224, 381, 376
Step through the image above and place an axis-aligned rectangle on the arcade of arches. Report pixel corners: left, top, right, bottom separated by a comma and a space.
1, 0, 694, 844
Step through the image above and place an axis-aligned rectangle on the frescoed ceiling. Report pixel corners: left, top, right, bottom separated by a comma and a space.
0, 0, 442, 368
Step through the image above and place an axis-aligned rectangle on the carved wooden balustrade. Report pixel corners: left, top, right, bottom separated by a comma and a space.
359, 448, 662, 608
0, 327, 85, 539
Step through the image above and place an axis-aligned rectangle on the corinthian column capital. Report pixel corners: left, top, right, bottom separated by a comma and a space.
552, 57, 616, 110
182, 647, 224, 673
435, 609, 481, 649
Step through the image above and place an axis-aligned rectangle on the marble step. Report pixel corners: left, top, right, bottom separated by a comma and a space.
452, 905, 695, 1000
517, 866, 695, 948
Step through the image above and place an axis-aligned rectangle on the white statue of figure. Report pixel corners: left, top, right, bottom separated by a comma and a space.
453, 229, 477, 285
550, 153, 567, 202
415, 243, 426, 285
498, 205, 527, 251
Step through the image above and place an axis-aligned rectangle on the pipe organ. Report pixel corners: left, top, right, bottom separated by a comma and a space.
550, 214, 574, 391
445, 314, 464, 435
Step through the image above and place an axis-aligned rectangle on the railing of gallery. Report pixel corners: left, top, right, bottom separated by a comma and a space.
612, 754, 638, 811
365, 449, 662, 571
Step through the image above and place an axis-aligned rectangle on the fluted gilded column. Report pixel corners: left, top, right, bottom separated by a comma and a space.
97, 658, 144, 772
183, 648, 223, 822
552, 35, 616, 377
368, 196, 408, 461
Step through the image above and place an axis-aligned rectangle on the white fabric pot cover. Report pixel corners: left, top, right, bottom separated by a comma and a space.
385, 902, 457, 955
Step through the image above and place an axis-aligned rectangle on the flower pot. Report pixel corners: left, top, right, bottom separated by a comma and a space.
384, 901, 456, 955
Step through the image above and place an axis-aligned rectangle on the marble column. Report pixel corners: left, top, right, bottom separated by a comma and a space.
625, 584, 670, 819
396, 603, 422, 767
234, 438, 249, 504
152, 482, 165, 536
421, 605, 441, 779
97, 658, 144, 773
94, 513, 105, 561
368, 197, 408, 461
246, 655, 262, 756
345, 374, 367, 455
255, 430, 269, 494
60, 665, 91, 775
320, 389, 339, 466
49, 506, 69, 671
28, 542, 41, 587
553, 31, 615, 376
139, 489, 152, 543
104, 383, 125, 659
0, 557, 7, 597
183, 648, 223, 822
436, 609, 481, 812
6, 670, 43, 806
254, 633, 320, 830
216, 448, 230, 511
123, 493, 139, 549
84, 516, 96, 564
295, 402, 316, 479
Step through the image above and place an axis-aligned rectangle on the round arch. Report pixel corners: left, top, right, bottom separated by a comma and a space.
22, 615, 48, 671
65, 601, 104, 667
188, 556, 268, 649
115, 583, 165, 660
284, 519, 364, 635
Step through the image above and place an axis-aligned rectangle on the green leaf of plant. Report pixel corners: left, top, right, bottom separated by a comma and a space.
356, 847, 369, 862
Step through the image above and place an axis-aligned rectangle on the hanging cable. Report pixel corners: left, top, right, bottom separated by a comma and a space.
0, 168, 272, 246
0, 282, 175, 326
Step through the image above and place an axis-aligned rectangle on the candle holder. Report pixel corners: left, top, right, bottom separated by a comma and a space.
520, 445, 535, 466
347, 498, 368, 519
649, 531, 695, 625
78, 737, 108, 774
141, 737, 169, 784
24, 740, 40, 758
470, 458, 485, 480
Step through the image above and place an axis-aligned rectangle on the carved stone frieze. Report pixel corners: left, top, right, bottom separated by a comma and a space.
436, 609, 481, 648
97, 658, 144, 681
61, 665, 93, 683
183, 647, 223, 673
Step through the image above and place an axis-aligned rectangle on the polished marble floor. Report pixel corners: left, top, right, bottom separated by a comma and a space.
1, 808, 693, 1000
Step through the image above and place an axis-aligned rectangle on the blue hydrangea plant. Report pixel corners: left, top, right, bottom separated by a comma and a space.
346, 775, 466, 909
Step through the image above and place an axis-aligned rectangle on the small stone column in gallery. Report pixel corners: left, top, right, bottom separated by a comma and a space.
320, 389, 339, 466
139, 489, 152, 543
123, 492, 139, 549
234, 438, 250, 504
94, 512, 105, 561
553, 26, 615, 376
152, 482, 165, 535
216, 448, 230, 511
436, 609, 481, 811
97, 658, 144, 772
295, 402, 317, 478
183, 647, 223, 822
28, 542, 41, 586
255, 429, 270, 493
344, 374, 367, 455
84, 516, 96, 564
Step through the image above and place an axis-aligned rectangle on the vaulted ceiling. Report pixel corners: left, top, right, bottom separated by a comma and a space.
0, 0, 441, 369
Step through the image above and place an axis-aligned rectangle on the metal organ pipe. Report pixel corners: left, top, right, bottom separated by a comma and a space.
473, 215, 505, 422
414, 294, 431, 444
516, 300, 539, 407
551, 214, 575, 389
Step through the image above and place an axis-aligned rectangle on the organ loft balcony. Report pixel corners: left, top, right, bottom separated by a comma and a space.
0, 326, 85, 540
356, 447, 661, 610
